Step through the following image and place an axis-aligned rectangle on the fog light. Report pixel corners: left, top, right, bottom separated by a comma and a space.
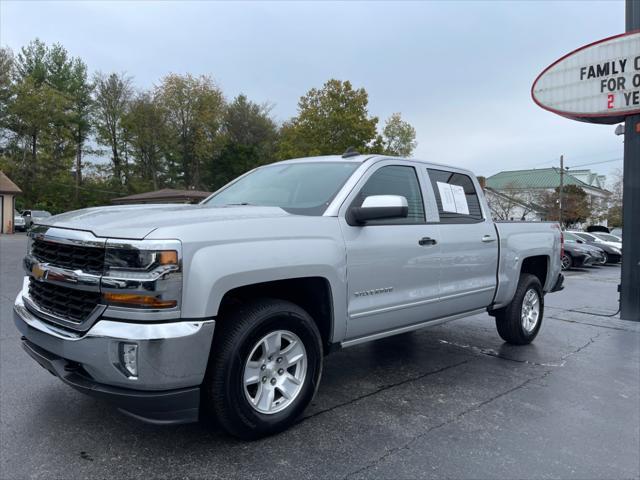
119, 343, 138, 378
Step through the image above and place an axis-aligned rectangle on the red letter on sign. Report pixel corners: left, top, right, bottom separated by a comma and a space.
608, 94, 615, 109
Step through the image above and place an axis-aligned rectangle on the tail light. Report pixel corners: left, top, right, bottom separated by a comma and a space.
553, 223, 564, 261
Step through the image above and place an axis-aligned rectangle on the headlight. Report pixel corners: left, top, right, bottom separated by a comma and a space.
105, 248, 178, 272
102, 239, 182, 309
574, 247, 588, 253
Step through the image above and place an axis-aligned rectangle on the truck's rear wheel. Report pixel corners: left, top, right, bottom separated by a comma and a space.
495, 274, 543, 345
205, 298, 323, 439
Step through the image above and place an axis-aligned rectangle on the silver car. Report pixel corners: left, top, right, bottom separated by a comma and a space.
22, 210, 52, 229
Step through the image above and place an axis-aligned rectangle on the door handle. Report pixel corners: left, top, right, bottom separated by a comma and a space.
419, 237, 437, 246
482, 235, 496, 243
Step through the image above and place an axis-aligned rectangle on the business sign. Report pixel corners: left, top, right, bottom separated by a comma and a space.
532, 31, 640, 124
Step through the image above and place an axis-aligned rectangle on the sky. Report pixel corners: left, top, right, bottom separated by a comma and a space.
0, 0, 627, 182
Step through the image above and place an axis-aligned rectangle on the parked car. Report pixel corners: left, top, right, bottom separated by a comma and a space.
14, 153, 564, 439
586, 225, 610, 233
569, 231, 622, 263
562, 236, 596, 270
610, 227, 622, 238
13, 210, 26, 232
563, 232, 606, 266
22, 210, 52, 229
592, 232, 622, 246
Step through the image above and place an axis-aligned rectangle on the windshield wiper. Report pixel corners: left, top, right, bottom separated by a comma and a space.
225, 202, 253, 206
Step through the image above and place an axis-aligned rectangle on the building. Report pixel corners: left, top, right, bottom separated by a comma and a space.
111, 188, 212, 205
0, 171, 22, 234
486, 167, 610, 227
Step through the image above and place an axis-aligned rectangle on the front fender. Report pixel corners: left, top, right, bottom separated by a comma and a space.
181, 233, 348, 343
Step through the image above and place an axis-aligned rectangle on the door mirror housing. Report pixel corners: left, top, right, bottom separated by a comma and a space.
348, 195, 409, 225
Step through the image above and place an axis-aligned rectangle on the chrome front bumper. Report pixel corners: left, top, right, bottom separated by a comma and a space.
15, 286, 215, 391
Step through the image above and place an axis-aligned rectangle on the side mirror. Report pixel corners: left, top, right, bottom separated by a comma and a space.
349, 195, 409, 225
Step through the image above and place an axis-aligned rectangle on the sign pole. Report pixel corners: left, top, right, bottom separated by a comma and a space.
559, 155, 564, 227
621, 0, 640, 320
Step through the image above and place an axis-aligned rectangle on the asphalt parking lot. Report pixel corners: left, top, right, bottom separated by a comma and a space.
1, 233, 639, 479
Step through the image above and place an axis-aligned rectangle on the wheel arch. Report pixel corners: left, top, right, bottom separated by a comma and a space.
520, 255, 549, 289
216, 277, 336, 351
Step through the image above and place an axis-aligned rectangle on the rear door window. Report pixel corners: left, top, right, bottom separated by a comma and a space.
427, 169, 483, 223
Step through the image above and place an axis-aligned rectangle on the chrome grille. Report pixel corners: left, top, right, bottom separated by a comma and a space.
32, 238, 105, 274
28, 279, 101, 323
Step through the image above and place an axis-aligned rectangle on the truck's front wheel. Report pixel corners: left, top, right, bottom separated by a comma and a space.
494, 274, 543, 345
205, 298, 323, 439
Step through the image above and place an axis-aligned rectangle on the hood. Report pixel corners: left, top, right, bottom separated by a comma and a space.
580, 243, 604, 254
37, 204, 291, 240
595, 240, 622, 249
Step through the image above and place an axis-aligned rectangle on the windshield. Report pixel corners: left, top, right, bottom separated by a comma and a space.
594, 233, 620, 242
205, 162, 359, 215
32, 211, 51, 217
573, 232, 596, 242
564, 232, 581, 242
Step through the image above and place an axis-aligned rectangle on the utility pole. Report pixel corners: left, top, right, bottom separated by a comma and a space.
621, 0, 640, 320
558, 155, 564, 228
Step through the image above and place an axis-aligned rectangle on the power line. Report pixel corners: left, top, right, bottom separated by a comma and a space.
520, 147, 623, 170
567, 157, 623, 169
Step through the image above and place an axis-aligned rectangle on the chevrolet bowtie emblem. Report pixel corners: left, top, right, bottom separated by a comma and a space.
31, 264, 47, 281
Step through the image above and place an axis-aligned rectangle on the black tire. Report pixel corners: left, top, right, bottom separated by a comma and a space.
602, 252, 609, 264
495, 274, 544, 345
204, 298, 323, 439
561, 253, 572, 270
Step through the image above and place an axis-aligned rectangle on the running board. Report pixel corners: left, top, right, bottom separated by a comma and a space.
341, 308, 486, 348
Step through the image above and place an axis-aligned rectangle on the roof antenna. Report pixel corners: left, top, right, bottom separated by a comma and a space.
342, 147, 360, 158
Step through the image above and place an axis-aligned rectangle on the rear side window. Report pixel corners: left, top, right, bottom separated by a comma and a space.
427, 169, 483, 223
352, 165, 425, 225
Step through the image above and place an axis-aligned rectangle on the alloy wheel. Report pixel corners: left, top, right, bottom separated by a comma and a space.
521, 288, 540, 333
243, 330, 307, 414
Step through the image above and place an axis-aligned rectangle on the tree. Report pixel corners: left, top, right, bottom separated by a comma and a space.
67, 59, 93, 203
43, 43, 78, 180
540, 185, 591, 227
11, 39, 52, 169
123, 92, 165, 190
93, 72, 133, 183
0, 47, 14, 138
607, 168, 623, 227
377, 112, 417, 156
14, 39, 47, 85
278, 79, 378, 159
209, 94, 278, 188
485, 184, 537, 221
6, 40, 74, 202
155, 73, 225, 189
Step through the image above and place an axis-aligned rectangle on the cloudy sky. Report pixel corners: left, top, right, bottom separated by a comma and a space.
0, 1, 626, 180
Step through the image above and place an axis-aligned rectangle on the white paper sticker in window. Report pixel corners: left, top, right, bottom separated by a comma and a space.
450, 184, 469, 215
437, 181, 457, 213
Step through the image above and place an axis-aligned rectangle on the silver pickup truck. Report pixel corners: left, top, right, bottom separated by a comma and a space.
14, 153, 564, 439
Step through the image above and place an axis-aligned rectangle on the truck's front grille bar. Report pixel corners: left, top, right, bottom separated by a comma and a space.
28, 279, 102, 323
32, 238, 105, 274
